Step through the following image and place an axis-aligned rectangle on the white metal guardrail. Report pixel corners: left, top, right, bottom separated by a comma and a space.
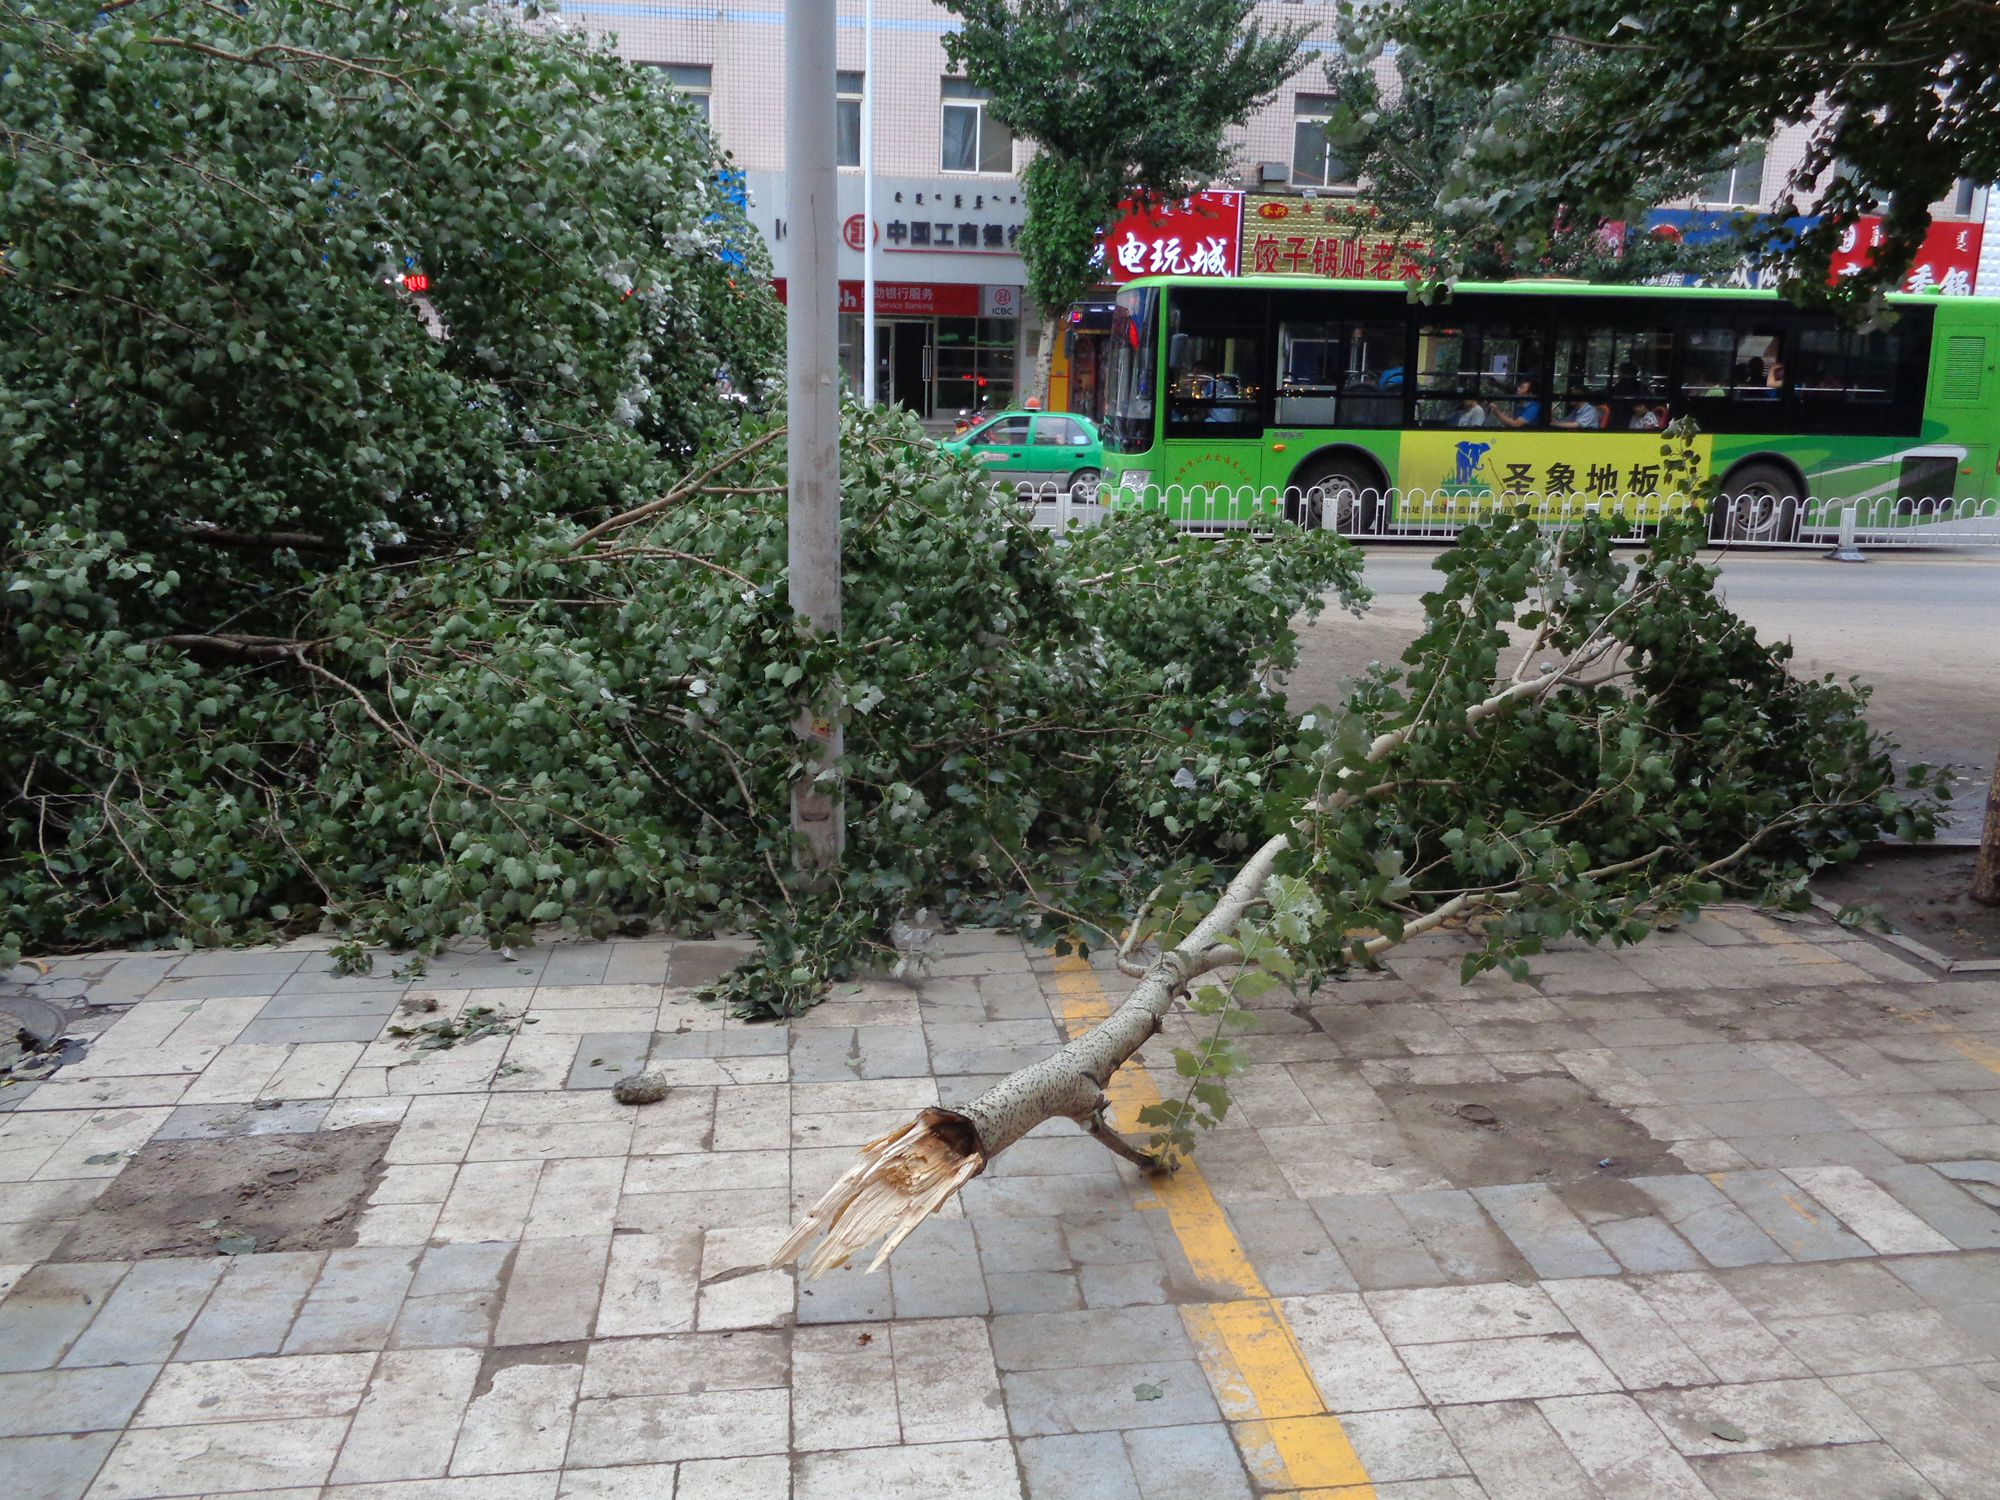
1001, 480, 2000, 552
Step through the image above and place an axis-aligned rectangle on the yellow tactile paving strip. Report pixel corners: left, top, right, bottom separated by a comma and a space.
1052, 955, 1376, 1497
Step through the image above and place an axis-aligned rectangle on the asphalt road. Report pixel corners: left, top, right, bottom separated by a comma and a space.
1284, 544, 2000, 836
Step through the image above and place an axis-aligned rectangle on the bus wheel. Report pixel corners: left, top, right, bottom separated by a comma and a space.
1290, 460, 1380, 535
1717, 462, 1802, 543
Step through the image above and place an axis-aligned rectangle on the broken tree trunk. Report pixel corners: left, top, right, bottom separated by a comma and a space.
769, 837, 1285, 1276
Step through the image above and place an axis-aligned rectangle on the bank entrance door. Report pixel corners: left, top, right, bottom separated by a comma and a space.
888, 322, 931, 417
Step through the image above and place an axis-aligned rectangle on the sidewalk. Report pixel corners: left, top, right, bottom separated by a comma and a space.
3, 906, 1998, 1498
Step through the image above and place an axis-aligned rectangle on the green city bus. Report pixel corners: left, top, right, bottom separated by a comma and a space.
1096, 275, 2000, 539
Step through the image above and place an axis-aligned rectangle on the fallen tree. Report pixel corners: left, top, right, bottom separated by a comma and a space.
775, 500, 1948, 1274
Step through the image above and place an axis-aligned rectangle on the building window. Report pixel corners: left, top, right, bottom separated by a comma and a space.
1700, 146, 1766, 208
651, 63, 711, 123
941, 79, 1013, 174
837, 71, 864, 169
1950, 178, 1979, 217
1291, 95, 1356, 190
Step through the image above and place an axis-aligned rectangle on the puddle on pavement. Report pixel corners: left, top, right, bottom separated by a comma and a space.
1378, 1077, 1674, 1188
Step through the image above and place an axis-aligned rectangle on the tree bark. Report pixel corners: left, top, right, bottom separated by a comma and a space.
1973, 746, 2000, 906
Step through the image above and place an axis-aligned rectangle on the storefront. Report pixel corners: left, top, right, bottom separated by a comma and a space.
751, 173, 1031, 421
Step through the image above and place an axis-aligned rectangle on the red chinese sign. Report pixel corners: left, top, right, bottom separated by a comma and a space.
1238, 194, 1428, 282
1831, 216, 1983, 295
1100, 191, 1243, 281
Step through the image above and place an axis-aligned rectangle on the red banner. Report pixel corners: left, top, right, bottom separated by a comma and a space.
1101, 191, 1243, 281
1831, 217, 1983, 295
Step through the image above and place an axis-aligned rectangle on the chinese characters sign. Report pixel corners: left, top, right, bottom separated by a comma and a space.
1101, 191, 1242, 281
1645, 210, 1984, 294
1400, 432, 1719, 509
1238, 195, 1428, 282
1830, 217, 1982, 295
882, 184, 1024, 254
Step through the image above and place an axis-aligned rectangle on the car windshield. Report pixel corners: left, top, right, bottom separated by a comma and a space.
1101, 287, 1158, 454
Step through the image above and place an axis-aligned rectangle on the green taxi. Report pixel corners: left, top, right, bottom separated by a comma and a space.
941, 410, 1104, 499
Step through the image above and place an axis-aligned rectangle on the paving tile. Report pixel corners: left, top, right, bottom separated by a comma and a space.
579, 1330, 787, 1402
887, 1218, 989, 1318
87, 1415, 348, 1497
1275, 1293, 1424, 1413
1399, 1333, 1621, 1405
494, 1236, 609, 1346
1688, 1442, 1943, 1500
1392, 1189, 1535, 1284
1630, 1272, 1807, 1382
596, 1228, 701, 1337
136, 1352, 374, 1426
1469, 1184, 1619, 1279
990, 1306, 1193, 1371
565, 1032, 654, 1091
393, 1242, 511, 1348
62, 1259, 222, 1368
1636, 1377, 1877, 1454
892, 1317, 1007, 1444
1334, 1407, 1468, 1483
1306, 1195, 1446, 1290
1629, 1174, 1790, 1266
1717, 1259, 1923, 1321
283, 1248, 421, 1354
1019, 1432, 1140, 1500
1781, 1164, 1957, 1254
1222, 1200, 1357, 1295
1827, 1365, 2000, 1500
154, 1099, 333, 1140
794, 1438, 1022, 1500
1763, 1306, 1990, 1375
0, 1262, 129, 1372
237, 1015, 390, 1045
0, 1364, 161, 1438
1534, 1393, 1713, 1500
1121, 1420, 1253, 1499
1589, 1214, 1703, 1273
1002, 1357, 1220, 1436
1540, 1277, 1713, 1389
449, 1357, 582, 1475
333, 1347, 482, 1485
567, 1387, 789, 1466
1706, 1169, 1873, 1261
1434, 1400, 1597, 1500
554, 1464, 678, 1499
2, 1431, 121, 1500
1365, 1283, 1571, 1345
1875, 1164, 2000, 1249
792, 1321, 899, 1451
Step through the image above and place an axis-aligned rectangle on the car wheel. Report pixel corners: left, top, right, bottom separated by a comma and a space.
1714, 461, 1802, 543
1068, 468, 1100, 500
1289, 459, 1380, 534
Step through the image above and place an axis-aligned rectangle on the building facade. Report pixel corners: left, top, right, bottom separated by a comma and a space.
559, 2, 1990, 418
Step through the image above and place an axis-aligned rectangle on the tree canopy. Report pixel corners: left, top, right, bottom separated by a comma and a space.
942, 0, 1310, 363
1372, 0, 2000, 305
1316, 47, 1739, 286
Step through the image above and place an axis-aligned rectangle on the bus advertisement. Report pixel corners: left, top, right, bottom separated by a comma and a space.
1097, 276, 2000, 541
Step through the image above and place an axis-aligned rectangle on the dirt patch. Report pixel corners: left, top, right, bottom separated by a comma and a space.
1813, 845, 2000, 964
1377, 1077, 1675, 1189
55, 1125, 393, 1262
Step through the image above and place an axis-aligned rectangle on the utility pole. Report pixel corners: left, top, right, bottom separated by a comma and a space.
785, 0, 844, 874
861, 0, 876, 407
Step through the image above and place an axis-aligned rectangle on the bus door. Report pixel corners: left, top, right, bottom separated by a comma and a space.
1161, 290, 1270, 526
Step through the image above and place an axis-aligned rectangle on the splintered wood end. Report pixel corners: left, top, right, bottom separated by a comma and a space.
768, 1108, 985, 1277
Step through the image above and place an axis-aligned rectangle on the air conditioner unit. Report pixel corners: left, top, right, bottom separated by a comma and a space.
1259, 161, 1288, 184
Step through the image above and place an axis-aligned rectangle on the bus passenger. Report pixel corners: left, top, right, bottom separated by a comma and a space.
1488, 377, 1542, 429
1553, 398, 1601, 431
1612, 361, 1642, 397
1628, 402, 1665, 431
1453, 396, 1490, 428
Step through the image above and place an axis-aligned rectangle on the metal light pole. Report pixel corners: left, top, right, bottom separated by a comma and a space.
785, 0, 844, 874
861, 0, 876, 407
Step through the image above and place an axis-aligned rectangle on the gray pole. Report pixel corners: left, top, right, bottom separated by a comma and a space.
785, 0, 844, 874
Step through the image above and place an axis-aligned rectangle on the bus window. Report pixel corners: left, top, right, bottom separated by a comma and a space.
1342, 321, 1404, 427
1416, 324, 1471, 426
1479, 324, 1547, 429
1101, 287, 1158, 455
1277, 322, 1341, 425
1680, 328, 1737, 400
1558, 324, 1671, 428
1797, 327, 1899, 404
1166, 313, 1265, 437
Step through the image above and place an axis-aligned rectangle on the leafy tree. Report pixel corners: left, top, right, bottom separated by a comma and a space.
941, 0, 1311, 396
1315, 48, 1741, 286
1, 0, 780, 642
1366, 0, 2000, 306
